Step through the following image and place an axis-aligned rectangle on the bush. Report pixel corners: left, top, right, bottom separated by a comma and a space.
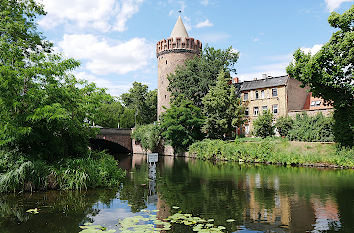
131, 124, 161, 152
275, 116, 293, 137
253, 110, 275, 138
288, 113, 334, 142
0, 150, 125, 193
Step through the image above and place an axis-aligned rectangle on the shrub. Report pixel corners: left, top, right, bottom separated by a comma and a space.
132, 124, 161, 152
253, 110, 275, 138
275, 116, 293, 137
288, 113, 334, 142
0, 150, 125, 193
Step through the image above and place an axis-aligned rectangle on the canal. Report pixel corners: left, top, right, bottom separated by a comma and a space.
1, 154, 353, 232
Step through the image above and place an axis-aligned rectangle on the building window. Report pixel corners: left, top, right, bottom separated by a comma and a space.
244, 93, 248, 101
272, 88, 278, 97
165, 95, 167, 99
255, 91, 259, 99
262, 106, 268, 112
272, 104, 278, 114
245, 108, 249, 116
315, 100, 321, 106
254, 107, 259, 116
245, 124, 250, 135
166, 60, 167, 65
261, 90, 265, 98
311, 101, 316, 106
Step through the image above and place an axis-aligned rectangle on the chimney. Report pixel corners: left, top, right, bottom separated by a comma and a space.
233, 77, 239, 83
253, 78, 257, 81
262, 73, 267, 79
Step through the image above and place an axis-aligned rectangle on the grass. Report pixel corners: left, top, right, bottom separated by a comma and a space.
0, 150, 126, 193
188, 138, 354, 168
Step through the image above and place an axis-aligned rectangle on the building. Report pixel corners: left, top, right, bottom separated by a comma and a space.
234, 74, 332, 135
156, 16, 202, 118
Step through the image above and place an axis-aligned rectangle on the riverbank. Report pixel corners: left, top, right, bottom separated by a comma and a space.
0, 150, 126, 193
188, 138, 354, 169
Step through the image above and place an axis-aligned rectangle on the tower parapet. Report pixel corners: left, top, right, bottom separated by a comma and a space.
156, 37, 202, 58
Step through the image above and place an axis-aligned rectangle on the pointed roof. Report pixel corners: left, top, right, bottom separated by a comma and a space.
170, 16, 189, 38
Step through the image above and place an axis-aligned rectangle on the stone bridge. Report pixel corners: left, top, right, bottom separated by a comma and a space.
92, 128, 132, 153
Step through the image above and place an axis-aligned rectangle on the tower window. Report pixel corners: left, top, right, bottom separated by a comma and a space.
165, 95, 167, 99
166, 60, 167, 65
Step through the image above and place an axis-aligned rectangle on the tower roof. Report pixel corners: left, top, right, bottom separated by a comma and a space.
170, 16, 189, 38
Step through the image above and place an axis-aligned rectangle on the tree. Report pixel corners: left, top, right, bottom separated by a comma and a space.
168, 46, 239, 107
275, 116, 293, 137
93, 99, 125, 128
160, 98, 205, 154
253, 110, 275, 138
286, 6, 354, 147
121, 82, 157, 125
0, 0, 112, 160
202, 70, 245, 139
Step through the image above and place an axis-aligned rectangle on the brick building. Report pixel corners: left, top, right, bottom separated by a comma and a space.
234, 74, 332, 135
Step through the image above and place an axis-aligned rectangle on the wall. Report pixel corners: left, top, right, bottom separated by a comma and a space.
286, 78, 309, 111
157, 51, 196, 117
242, 86, 287, 133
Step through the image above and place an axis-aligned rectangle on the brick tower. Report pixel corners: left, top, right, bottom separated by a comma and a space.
156, 16, 202, 118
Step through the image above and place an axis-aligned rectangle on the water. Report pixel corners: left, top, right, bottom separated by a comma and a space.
1, 154, 353, 233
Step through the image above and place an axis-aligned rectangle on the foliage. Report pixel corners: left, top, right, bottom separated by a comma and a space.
275, 116, 294, 137
202, 70, 245, 139
121, 82, 157, 125
168, 46, 239, 107
188, 139, 354, 167
252, 110, 275, 138
0, 0, 121, 161
92, 98, 124, 128
0, 150, 125, 193
160, 98, 205, 154
131, 124, 161, 152
286, 6, 354, 147
288, 113, 334, 142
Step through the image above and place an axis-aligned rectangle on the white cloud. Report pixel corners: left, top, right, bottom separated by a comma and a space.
253, 37, 260, 42
183, 16, 192, 31
169, 10, 174, 16
301, 44, 323, 55
325, 0, 353, 11
178, 1, 186, 12
59, 34, 154, 75
75, 72, 132, 97
195, 19, 213, 28
37, 0, 144, 32
200, 0, 209, 6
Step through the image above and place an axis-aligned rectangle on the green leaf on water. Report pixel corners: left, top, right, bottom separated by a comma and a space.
226, 219, 235, 222
26, 208, 39, 214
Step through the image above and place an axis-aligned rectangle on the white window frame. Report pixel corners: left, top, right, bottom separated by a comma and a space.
255, 90, 259, 99
272, 88, 278, 97
254, 107, 259, 116
244, 92, 248, 101
245, 108, 249, 116
272, 104, 278, 114
261, 90, 265, 99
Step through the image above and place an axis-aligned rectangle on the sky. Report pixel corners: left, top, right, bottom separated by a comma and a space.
35, 0, 353, 96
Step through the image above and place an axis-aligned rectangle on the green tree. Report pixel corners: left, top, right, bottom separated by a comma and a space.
275, 116, 293, 137
93, 99, 125, 128
119, 108, 135, 128
202, 70, 244, 139
121, 82, 157, 125
286, 6, 354, 147
160, 98, 205, 154
0, 0, 111, 160
168, 46, 239, 107
253, 110, 275, 138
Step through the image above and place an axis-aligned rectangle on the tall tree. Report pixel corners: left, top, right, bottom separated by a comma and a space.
160, 98, 205, 154
287, 6, 354, 147
0, 0, 112, 160
168, 46, 239, 107
202, 70, 245, 139
121, 82, 157, 125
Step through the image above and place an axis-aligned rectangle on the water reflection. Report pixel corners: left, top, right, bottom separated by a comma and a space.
0, 154, 353, 233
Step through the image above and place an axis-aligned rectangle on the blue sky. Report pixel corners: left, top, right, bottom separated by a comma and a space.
36, 0, 353, 96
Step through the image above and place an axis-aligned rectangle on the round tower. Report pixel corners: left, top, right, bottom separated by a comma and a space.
156, 16, 202, 118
